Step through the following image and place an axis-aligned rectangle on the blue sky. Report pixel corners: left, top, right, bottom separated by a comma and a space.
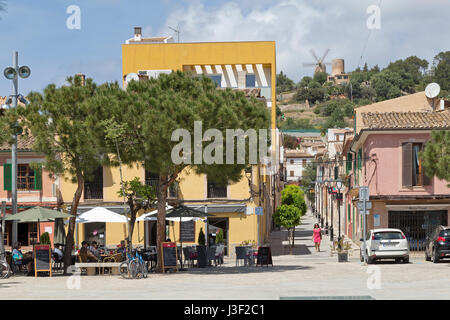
1, 0, 449, 96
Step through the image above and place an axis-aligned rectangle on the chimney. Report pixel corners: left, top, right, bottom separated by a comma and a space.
75, 73, 85, 86
134, 27, 142, 41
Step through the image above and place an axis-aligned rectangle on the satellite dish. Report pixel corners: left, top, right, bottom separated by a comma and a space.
425, 83, 440, 99
125, 73, 139, 83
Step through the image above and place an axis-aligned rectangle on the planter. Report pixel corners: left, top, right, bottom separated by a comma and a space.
196, 245, 207, 268
338, 252, 348, 262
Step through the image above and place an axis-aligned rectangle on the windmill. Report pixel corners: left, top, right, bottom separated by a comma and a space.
303, 48, 331, 74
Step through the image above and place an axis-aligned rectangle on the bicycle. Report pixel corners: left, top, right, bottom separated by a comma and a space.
134, 249, 148, 279
119, 251, 137, 279
119, 249, 148, 279
0, 251, 12, 279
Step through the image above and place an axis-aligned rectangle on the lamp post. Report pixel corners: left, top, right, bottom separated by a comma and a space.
324, 179, 330, 236
335, 179, 343, 242
3, 51, 31, 245
335, 179, 344, 250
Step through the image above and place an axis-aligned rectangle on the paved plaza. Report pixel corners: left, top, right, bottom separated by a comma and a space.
1, 212, 450, 300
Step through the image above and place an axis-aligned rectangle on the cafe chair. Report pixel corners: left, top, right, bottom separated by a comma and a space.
52, 252, 64, 273
11, 259, 28, 275
207, 245, 217, 267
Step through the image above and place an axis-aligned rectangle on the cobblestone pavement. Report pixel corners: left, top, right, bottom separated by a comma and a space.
1, 211, 449, 300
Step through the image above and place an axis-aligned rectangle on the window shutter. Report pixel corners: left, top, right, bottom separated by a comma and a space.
358, 149, 362, 170
34, 165, 42, 190
3, 163, 12, 191
402, 143, 413, 187
422, 170, 432, 186
346, 153, 352, 173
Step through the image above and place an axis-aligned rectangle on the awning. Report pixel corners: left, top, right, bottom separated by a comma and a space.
185, 204, 247, 214
385, 204, 450, 211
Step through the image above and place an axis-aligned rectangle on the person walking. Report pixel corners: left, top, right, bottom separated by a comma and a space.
312, 223, 322, 252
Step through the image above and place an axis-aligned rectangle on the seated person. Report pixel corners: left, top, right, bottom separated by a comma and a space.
79, 241, 99, 262
53, 245, 64, 260
12, 242, 33, 275
117, 240, 126, 254
88, 241, 102, 261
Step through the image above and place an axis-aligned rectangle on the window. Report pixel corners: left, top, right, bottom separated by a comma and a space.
402, 142, 431, 187
290, 159, 294, 164
207, 178, 227, 198
208, 75, 222, 87
346, 152, 353, 173
290, 171, 294, 177
3, 163, 42, 191
17, 164, 35, 191
374, 231, 403, 240
246, 74, 256, 88
334, 166, 338, 180
84, 166, 103, 199
302, 160, 307, 166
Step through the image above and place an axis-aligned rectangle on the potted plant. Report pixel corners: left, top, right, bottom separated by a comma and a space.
40, 232, 51, 245
196, 228, 207, 268
331, 237, 352, 262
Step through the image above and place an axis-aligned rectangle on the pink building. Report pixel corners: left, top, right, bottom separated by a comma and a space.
1, 135, 58, 250
347, 110, 450, 250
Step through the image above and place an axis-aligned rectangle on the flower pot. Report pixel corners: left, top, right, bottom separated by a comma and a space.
338, 252, 348, 262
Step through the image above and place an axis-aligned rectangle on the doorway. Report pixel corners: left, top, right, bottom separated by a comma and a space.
388, 210, 447, 251
207, 217, 229, 255
84, 222, 106, 246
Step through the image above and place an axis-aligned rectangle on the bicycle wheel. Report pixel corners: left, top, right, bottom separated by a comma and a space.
119, 261, 130, 279
129, 260, 138, 279
0, 261, 11, 279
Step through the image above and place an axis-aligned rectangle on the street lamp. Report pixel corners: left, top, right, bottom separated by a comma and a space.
335, 178, 343, 245
3, 51, 31, 245
324, 179, 331, 236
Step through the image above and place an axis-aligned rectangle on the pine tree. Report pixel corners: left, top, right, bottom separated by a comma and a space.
421, 130, 450, 187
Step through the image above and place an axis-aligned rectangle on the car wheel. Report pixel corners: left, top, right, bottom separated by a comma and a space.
432, 248, 440, 264
360, 250, 364, 262
395, 258, 402, 264
403, 256, 409, 264
425, 250, 431, 261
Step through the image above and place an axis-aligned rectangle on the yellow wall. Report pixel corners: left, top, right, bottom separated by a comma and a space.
122, 41, 276, 130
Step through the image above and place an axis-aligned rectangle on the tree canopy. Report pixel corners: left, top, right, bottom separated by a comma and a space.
421, 130, 450, 187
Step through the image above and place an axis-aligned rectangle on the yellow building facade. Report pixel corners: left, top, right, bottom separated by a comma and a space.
60, 30, 277, 256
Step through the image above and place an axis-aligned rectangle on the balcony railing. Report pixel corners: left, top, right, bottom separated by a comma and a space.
84, 182, 103, 200
207, 184, 227, 198
145, 179, 178, 198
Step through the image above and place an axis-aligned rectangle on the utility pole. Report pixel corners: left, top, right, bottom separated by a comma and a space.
3, 52, 31, 246
11, 52, 18, 246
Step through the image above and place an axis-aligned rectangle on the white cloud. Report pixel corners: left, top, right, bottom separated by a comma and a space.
154, 0, 450, 83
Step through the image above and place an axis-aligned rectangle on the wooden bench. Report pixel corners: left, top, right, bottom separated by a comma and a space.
74, 262, 122, 276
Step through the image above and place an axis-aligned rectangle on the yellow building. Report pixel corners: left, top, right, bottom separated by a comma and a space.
60, 28, 277, 256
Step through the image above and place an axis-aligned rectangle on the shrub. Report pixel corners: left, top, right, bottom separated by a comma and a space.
198, 228, 206, 246
40, 232, 51, 245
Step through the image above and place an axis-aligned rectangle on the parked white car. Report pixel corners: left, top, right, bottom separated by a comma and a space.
360, 229, 409, 264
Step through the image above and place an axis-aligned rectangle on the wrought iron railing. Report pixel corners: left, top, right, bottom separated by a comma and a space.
84, 182, 104, 200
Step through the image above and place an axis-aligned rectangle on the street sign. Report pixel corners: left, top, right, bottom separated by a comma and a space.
357, 201, 372, 210
255, 207, 264, 216
360, 210, 370, 215
359, 186, 369, 201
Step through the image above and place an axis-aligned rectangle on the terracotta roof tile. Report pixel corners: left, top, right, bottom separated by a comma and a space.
362, 111, 450, 130
0, 134, 35, 151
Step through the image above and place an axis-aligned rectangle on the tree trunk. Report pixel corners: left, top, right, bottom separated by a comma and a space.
292, 226, 295, 253
63, 170, 84, 274
156, 174, 168, 273
126, 195, 137, 254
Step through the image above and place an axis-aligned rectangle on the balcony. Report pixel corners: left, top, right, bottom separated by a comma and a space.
207, 183, 227, 198
84, 182, 103, 200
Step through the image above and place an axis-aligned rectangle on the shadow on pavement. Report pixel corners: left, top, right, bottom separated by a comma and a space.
175, 265, 313, 275
0, 281, 20, 288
